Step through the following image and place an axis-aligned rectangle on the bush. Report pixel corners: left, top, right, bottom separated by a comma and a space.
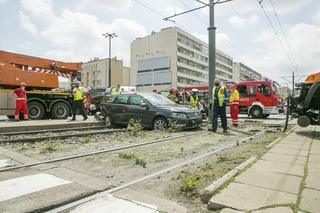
126, 119, 143, 137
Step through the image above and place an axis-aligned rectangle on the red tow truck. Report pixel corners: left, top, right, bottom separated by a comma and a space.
184, 80, 281, 118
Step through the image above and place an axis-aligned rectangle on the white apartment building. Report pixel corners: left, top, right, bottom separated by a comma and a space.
130, 27, 234, 91
233, 62, 262, 81
81, 58, 129, 89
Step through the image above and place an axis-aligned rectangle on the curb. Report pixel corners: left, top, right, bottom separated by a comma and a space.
200, 156, 257, 204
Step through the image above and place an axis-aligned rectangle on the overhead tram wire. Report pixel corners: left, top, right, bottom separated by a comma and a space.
133, 0, 195, 35
177, 0, 208, 26
268, 0, 291, 51
258, 0, 296, 70
268, 0, 299, 72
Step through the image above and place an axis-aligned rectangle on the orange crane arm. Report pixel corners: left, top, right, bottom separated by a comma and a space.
0, 50, 82, 89
0, 50, 81, 74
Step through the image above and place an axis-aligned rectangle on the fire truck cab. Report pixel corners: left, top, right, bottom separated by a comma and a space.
230, 80, 280, 118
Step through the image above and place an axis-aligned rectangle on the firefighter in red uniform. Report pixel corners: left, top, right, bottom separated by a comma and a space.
13, 82, 28, 121
229, 85, 240, 126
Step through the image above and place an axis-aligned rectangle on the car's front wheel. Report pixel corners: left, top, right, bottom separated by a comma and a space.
104, 114, 113, 128
153, 117, 168, 130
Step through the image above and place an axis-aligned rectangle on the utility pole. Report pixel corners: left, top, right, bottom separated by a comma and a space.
163, 0, 233, 104
208, 0, 216, 103
292, 71, 295, 96
102, 32, 117, 88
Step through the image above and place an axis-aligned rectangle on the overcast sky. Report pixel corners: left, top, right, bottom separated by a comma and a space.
1, 0, 319, 85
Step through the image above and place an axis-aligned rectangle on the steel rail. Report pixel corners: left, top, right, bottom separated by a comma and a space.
0, 131, 205, 172
0, 125, 106, 136
46, 129, 269, 213
0, 129, 123, 143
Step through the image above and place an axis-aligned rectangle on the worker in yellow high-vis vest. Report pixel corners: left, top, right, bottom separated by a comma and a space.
209, 78, 229, 133
229, 84, 240, 127
111, 84, 121, 95
189, 89, 199, 108
71, 82, 88, 121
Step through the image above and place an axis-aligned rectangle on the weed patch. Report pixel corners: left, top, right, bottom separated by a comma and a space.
118, 152, 136, 160
118, 151, 147, 168
168, 121, 184, 133
84, 135, 92, 143
179, 173, 200, 193
135, 158, 147, 168
39, 142, 58, 153
126, 119, 144, 137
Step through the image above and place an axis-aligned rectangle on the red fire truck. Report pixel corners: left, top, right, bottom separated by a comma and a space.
184, 80, 281, 118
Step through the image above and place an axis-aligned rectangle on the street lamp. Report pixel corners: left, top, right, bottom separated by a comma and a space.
102, 32, 118, 88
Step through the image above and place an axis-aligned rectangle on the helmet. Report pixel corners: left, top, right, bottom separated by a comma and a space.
191, 88, 198, 92
214, 78, 221, 84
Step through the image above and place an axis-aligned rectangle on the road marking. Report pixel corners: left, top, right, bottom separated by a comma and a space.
70, 195, 158, 213
0, 159, 12, 168
0, 173, 71, 202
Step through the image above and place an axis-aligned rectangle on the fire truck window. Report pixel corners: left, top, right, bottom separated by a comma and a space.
258, 84, 271, 97
248, 85, 256, 97
237, 85, 248, 97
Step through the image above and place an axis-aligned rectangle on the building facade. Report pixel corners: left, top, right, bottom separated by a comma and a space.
233, 62, 262, 81
130, 27, 234, 91
80, 58, 130, 89
280, 86, 290, 100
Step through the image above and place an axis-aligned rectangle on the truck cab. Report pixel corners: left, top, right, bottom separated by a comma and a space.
234, 80, 280, 118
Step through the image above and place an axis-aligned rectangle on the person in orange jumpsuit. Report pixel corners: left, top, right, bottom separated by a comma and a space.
229, 84, 240, 126
13, 82, 28, 121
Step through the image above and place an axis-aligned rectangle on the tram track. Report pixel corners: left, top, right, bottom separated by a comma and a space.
0, 130, 205, 172
0, 128, 123, 143
0, 125, 106, 136
44, 126, 273, 213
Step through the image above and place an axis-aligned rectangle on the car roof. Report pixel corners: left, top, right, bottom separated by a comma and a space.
111, 92, 155, 96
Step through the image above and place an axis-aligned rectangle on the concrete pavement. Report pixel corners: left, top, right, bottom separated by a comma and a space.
208, 125, 320, 212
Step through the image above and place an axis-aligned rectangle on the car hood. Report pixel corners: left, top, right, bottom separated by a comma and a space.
156, 104, 199, 113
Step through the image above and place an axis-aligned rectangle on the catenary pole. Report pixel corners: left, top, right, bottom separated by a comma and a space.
208, 0, 216, 105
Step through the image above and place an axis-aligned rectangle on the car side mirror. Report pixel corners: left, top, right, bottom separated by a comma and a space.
140, 102, 148, 108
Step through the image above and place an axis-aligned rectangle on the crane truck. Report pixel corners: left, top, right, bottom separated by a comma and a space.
0, 50, 81, 120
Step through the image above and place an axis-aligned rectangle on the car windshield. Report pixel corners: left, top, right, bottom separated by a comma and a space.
141, 93, 175, 106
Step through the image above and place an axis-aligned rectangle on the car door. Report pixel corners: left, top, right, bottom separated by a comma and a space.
112, 94, 130, 124
127, 95, 152, 126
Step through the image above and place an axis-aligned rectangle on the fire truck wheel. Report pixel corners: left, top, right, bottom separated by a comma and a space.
250, 106, 263, 119
263, 114, 270, 118
51, 102, 70, 119
28, 101, 45, 120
